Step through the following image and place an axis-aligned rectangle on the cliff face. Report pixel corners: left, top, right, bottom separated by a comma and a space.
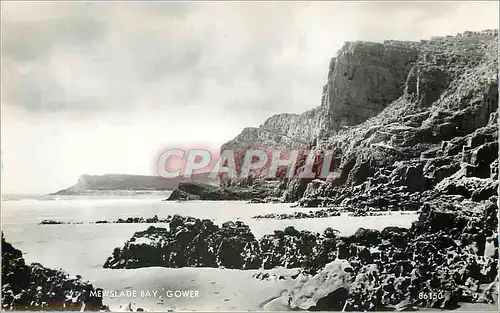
316, 31, 498, 179
261, 108, 323, 142
221, 29, 498, 205
318, 41, 419, 134
221, 111, 319, 152
223, 39, 423, 151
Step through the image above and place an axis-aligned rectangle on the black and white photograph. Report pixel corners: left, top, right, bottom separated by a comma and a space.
1, 1, 499, 312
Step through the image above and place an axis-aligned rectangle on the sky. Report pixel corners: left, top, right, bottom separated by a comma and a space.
1, 1, 498, 194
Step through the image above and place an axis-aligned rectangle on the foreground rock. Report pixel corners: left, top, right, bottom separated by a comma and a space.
105, 215, 341, 271
104, 215, 261, 269
1, 233, 107, 311
264, 198, 498, 311
264, 259, 353, 311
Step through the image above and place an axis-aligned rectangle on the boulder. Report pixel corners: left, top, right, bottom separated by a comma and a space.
286, 259, 353, 310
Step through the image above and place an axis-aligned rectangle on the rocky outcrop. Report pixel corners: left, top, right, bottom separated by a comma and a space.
259, 227, 328, 271
104, 215, 262, 269
165, 181, 281, 201
39, 220, 70, 225
1, 233, 106, 311
104, 216, 340, 271
38, 216, 172, 225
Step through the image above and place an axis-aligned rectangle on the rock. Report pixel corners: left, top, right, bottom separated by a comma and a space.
346, 264, 381, 310
166, 188, 200, 201
105, 217, 341, 273
286, 259, 353, 310
262, 292, 291, 311
336, 239, 351, 260
252, 208, 341, 220
351, 228, 382, 247
381, 226, 409, 248
260, 227, 323, 270
282, 179, 309, 202
432, 163, 461, 185
1, 234, 106, 311
404, 165, 428, 192
166, 181, 278, 201
471, 180, 498, 201
39, 220, 68, 225
214, 221, 261, 269
104, 216, 261, 269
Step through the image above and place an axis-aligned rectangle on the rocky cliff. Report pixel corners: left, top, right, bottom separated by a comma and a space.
221, 29, 498, 206
223, 38, 422, 151
318, 40, 419, 134
293, 29, 498, 206
221, 112, 316, 152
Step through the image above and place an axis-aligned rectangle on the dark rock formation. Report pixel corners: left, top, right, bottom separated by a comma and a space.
320, 41, 419, 132
1, 233, 106, 311
112, 215, 170, 224
104, 216, 341, 272
39, 220, 70, 225
104, 215, 262, 269
302, 30, 498, 207
165, 181, 281, 201
259, 227, 323, 270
